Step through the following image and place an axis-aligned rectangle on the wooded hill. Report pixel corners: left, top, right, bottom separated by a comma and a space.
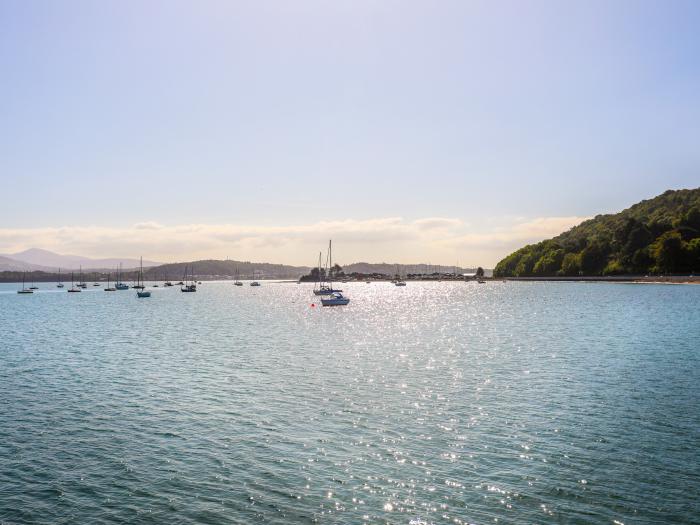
494, 188, 700, 277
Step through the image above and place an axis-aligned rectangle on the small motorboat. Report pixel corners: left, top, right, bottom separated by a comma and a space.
250, 281, 261, 287
321, 292, 350, 306
56, 283, 64, 288
137, 290, 151, 298
164, 281, 173, 287
394, 280, 407, 286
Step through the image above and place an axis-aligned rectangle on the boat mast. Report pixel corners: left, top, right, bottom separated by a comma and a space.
328, 240, 333, 290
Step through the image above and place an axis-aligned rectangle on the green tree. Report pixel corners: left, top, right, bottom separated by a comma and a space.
580, 241, 609, 274
651, 231, 683, 273
533, 249, 564, 275
560, 252, 582, 276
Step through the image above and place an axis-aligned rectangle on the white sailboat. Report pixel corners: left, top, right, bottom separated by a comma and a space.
394, 265, 407, 286
57, 268, 64, 288
320, 240, 349, 306
314, 241, 342, 295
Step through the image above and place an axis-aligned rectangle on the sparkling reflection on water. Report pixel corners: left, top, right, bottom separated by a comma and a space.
0, 281, 699, 524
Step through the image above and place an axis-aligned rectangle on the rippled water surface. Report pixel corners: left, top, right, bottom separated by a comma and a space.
1, 281, 699, 524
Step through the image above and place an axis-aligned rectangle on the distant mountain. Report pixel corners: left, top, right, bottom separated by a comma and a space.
494, 188, 700, 277
0, 255, 52, 272
3, 248, 161, 270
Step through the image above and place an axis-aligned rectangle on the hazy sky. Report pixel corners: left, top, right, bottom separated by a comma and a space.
1, 0, 699, 266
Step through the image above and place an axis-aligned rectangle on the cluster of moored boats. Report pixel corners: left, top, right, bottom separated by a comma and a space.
16, 259, 202, 297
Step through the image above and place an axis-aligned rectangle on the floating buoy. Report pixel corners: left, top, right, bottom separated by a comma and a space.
311, 303, 316, 307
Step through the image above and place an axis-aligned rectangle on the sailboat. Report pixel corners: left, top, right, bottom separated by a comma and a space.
93, 272, 101, 286
314, 241, 342, 295
164, 274, 173, 287
115, 263, 129, 290
17, 272, 33, 294
28, 274, 38, 290
394, 265, 407, 286
234, 266, 243, 286
136, 257, 151, 297
78, 266, 87, 288
104, 272, 116, 291
68, 272, 81, 292
132, 264, 145, 289
250, 269, 261, 286
181, 265, 196, 292
57, 268, 64, 288
319, 240, 349, 306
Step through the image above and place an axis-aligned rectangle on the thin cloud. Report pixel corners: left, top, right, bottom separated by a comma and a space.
0, 215, 589, 267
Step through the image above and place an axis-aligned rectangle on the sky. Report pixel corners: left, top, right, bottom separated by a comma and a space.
1, 0, 699, 266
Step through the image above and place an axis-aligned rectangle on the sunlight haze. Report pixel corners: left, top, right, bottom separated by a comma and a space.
1, 0, 698, 266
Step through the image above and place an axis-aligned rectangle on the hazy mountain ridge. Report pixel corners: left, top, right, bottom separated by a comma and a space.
1, 248, 161, 270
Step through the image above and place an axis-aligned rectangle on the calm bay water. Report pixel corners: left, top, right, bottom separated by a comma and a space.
1, 281, 698, 524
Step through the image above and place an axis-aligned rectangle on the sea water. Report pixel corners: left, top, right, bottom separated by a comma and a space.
0, 281, 698, 524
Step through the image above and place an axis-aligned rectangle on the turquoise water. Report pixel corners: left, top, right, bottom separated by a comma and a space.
1, 281, 698, 524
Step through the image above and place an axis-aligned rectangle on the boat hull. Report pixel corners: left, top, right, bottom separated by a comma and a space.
321, 298, 350, 306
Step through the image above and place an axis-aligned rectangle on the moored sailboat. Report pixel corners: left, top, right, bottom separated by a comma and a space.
17, 272, 33, 294
181, 265, 196, 292
68, 272, 81, 292
115, 263, 129, 290
318, 240, 349, 306
136, 257, 151, 298
313, 241, 342, 295
104, 272, 116, 291
77, 266, 87, 288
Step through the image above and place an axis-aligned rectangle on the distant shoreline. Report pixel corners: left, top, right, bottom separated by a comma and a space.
502, 275, 700, 284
